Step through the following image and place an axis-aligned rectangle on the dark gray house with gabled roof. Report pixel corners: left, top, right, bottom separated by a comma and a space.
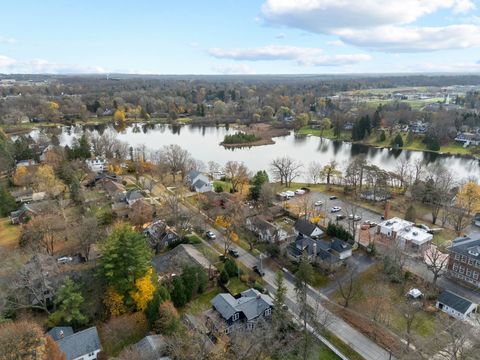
48, 326, 101, 360
294, 218, 324, 238
210, 288, 273, 333
436, 290, 477, 321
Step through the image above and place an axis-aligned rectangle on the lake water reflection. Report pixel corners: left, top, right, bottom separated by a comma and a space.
37, 123, 480, 182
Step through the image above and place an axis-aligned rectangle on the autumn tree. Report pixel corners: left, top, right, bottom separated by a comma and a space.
0, 321, 47, 360
45, 335, 66, 360
456, 181, 480, 216
293, 112, 309, 129
154, 300, 180, 335
98, 224, 152, 298
48, 277, 88, 327
103, 287, 127, 317
130, 267, 156, 311
12, 165, 31, 186
224, 160, 249, 193
35, 164, 65, 197
114, 109, 126, 123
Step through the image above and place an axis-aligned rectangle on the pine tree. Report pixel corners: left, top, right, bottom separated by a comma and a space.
170, 276, 187, 307
48, 277, 87, 327
272, 271, 288, 332
405, 205, 417, 222
0, 185, 17, 216
98, 224, 152, 298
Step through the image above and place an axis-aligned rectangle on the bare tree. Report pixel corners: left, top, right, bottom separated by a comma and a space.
424, 245, 449, 286
321, 160, 341, 185
401, 300, 422, 350
423, 164, 455, 225
20, 213, 65, 255
307, 161, 322, 185
158, 144, 192, 182
270, 156, 303, 187
337, 267, 360, 308
71, 216, 103, 261
449, 205, 471, 235
224, 161, 249, 193
395, 158, 412, 191
412, 159, 426, 184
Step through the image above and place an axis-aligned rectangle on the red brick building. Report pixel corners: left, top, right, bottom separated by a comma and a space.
447, 236, 480, 288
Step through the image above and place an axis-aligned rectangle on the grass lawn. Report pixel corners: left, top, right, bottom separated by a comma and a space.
225, 277, 249, 295
0, 217, 20, 250
181, 286, 222, 315
297, 126, 351, 141
213, 180, 232, 193
323, 331, 365, 360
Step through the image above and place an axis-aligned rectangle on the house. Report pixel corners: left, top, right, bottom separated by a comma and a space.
436, 290, 477, 321
9, 188, 46, 203
287, 234, 350, 269
473, 213, 480, 227
186, 170, 213, 193
245, 215, 288, 243
447, 235, 480, 288
85, 172, 121, 188
210, 288, 273, 333
133, 335, 168, 359
377, 217, 433, 254
101, 179, 126, 199
294, 218, 324, 239
454, 132, 480, 146
16, 159, 36, 168
10, 200, 53, 224
125, 189, 144, 206
48, 326, 101, 360
144, 220, 180, 252
85, 158, 107, 173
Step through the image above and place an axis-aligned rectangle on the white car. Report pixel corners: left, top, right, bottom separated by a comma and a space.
348, 214, 362, 221
57, 256, 73, 264
285, 191, 295, 198
295, 189, 306, 195
314, 200, 323, 207
331, 206, 342, 213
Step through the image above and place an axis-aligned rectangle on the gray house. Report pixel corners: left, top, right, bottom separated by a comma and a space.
294, 218, 324, 239
245, 215, 288, 243
210, 288, 273, 333
436, 290, 477, 321
48, 326, 101, 360
186, 170, 213, 193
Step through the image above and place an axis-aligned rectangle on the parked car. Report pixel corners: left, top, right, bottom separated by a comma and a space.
229, 248, 240, 258
314, 200, 323, 207
348, 214, 362, 221
205, 231, 216, 240
363, 220, 378, 228
331, 206, 342, 213
415, 224, 433, 234
335, 214, 346, 221
57, 256, 73, 264
295, 189, 306, 195
329, 196, 337, 200
285, 190, 295, 198
253, 265, 265, 276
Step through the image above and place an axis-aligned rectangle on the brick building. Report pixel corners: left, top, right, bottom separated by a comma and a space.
447, 236, 480, 288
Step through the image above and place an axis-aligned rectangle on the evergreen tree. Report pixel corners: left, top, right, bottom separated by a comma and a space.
372, 109, 381, 128
272, 271, 288, 332
170, 276, 187, 307
145, 285, 170, 329
224, 258, 239, 278
0, 185, 17, 216
392, 133, 404, 148
98, 224, 152, 298
405, 205, 417, 223
249, 170, 269, 200
219, 269, 230, 285
379, 130, 386, 142
48, 277, 87, 327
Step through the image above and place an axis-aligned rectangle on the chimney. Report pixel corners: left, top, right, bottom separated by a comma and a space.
59, 330, 64, 339
384, 201, 390, 220
312, 241, 317, 261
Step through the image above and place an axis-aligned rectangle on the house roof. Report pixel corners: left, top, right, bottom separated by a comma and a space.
134, 335, 167, 359
103, 179, 125, 194
294, 219, 320, 236
379, 217, 413, 233
56, 326, 101, 360
248, 215, 277, 233
193, 178, 208, 190
126, 189, 143, 202
211, 288, 273, 321
186, 170, 201, 183
47, 327, 74, 341
438, 290, 476, 314
450, 236, 480, 260
330, 238, 352, 253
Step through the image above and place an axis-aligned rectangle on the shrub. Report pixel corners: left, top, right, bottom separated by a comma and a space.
222, 132, 260, 144
214, 183, 224, 193
224, 258, 239, 278
154, 301, 179, 335
391, 133, 404, 148
219, 269, 230, 285
404, 205, 416, 222
326, 222, 353, 242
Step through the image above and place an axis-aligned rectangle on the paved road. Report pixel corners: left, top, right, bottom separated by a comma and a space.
202, 221, 393, 360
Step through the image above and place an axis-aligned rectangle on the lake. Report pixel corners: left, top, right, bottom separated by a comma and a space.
31, 123, 480, 182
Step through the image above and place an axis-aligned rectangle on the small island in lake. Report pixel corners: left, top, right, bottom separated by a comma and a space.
220, 123, 290, 148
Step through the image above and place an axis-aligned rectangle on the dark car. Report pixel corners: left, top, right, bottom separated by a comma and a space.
205, 231, 216, 240
335, 214, 346, 221
329, 196, 337, 200
253, 265, 265, 276
229, 248, 240, 258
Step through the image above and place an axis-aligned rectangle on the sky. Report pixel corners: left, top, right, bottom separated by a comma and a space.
1, 0, 480, 75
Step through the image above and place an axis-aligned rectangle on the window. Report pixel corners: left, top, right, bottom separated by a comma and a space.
461, 255, 467, 263
232, 312, 239, 321
453, 263, 459, 272
246, 322, 254, 330
473, 271, 479, 280
459, 266, 465, 274
454, 253, 460, 261
264, 308, 272, 316
467, 269, 472, 277
225, 325, 233, 334
468, 258, 474, 266
476, 261, 480, 268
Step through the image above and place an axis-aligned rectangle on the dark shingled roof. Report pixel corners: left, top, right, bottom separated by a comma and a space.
294, 218, 323, 237
56, 326, 101, 360
450, 236, 480, 260
438, 290, 475, 314
330, 238, 352, 253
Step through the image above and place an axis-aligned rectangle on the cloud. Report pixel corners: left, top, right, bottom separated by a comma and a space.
261, 0, 480, 52
275, 32, 286, 39
211, 64, 256, 74
0, 36, 16, 44
338, 24, 480, 52
208, 45, 371, 66
0, 55, 106, 74
326, 40, 346, 47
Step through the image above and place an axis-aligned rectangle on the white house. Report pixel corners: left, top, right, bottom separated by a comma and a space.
86, 158, 107, 173
245, 215, 288, 243
436, 290, 477, 321
377, 217, 433, 253
294, 218, 324, 239
185, 170, 213, 193
48, 326, 101, 360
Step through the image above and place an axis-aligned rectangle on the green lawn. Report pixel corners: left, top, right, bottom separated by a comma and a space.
180, 287, 222, 315
298, 126, 351, 141
225, 277, 249, 295
322, 331, 365, 360
0, 218, 20, 250
213, 180, 232, 193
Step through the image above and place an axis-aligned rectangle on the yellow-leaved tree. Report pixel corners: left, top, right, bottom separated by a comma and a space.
130, 267, 156, 311
104, 287, 127, 317
456, 181, 480, 216
13, 165, 29, 186
114, 109, 126, 123
36, 164, 65, 196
